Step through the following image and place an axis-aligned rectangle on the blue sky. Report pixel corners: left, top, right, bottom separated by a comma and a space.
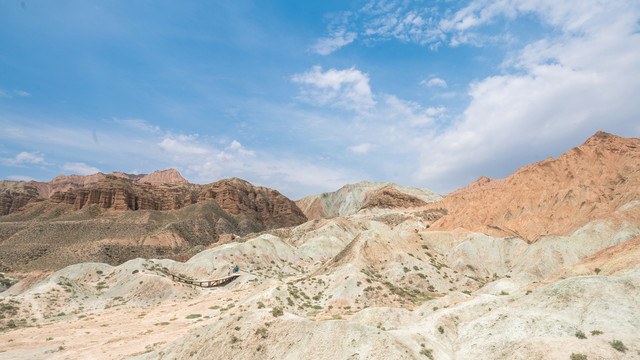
1, 0, 639, 199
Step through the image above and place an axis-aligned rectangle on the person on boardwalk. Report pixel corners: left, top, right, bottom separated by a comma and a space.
234, 265, 239, 272
228, 267, 230, 277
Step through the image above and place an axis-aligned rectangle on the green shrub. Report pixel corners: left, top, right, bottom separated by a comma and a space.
575, 330, 586, 339
271, 307, 284, 317
185, 314, 202, 319
255, 327, 268, 338
589, 330, 602, 335
570, 353, 587, 360
610, 340, 627, 353
420, 347, 434, 359
437, 325, 444, 334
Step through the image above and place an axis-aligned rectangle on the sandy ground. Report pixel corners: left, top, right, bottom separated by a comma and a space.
0, 286, 250, 359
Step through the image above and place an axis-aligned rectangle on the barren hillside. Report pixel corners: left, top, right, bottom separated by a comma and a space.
1, 132, 639, 359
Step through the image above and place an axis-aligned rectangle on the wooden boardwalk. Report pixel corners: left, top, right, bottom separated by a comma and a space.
166, 272, 240, 288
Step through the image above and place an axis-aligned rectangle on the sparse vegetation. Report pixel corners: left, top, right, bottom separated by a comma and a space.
185, 314, 202, 319
575, 330, 586, 339
420, 346, 434, 359
255, 327, 268, 339
437, 326, 444, 334
610, 340, 628, 353
271, 307, 284, 317
590, 330, 603, 336
570, 353, 587, 360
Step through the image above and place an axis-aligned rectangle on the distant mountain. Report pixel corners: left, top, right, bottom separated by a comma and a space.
296, 181, 443, 220
29, 168, 188, 198
430, 131, 640, 242
0, 172, 306, 271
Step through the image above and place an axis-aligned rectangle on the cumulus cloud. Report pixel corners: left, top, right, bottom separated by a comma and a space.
292, 66, 376, 111
412, 0, 640, 192
227, 140, 254, 156
62, 162, 101, 175
421, 77, 447, 88
0, 151, 45, 166
158, 135, 209, 155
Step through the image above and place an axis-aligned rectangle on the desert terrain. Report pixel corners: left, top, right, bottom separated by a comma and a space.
0, 131, 639, 359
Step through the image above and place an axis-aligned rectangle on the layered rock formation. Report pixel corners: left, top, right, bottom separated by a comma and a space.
296, 181, 442, 220
0, 181, 42, 216
430, 131, 640, 242
30, 168, 187, 198
47, 176, 306, 228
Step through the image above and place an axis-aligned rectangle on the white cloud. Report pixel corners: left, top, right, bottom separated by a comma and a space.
412, 0, 640, 192
421, 77, 447, 88
0, 90, 31, 98
312, 29, 357, 55
0, 151, 45, 166
62, 162, 101, 175
226, 140, 254, 156
348, 143, 374, 154
158, 135, 209, 155
113, 118, 160, 133
292, 66, 376, 111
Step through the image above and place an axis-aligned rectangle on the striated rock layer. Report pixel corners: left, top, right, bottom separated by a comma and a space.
296, 181, 442, 220
47, 176, 306, 228
30, 168, 187, 198
430, 131, 640, 242
0, 181, 42, 216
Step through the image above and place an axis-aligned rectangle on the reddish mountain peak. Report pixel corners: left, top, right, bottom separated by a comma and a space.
430, 132, 640, 242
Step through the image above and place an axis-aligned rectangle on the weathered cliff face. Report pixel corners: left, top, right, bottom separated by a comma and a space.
296, 181, 442, 220
198, 178, 307, 228
360, 186, 428, 210
30, 169, 187, 198
47, 176, 306, 229
49, 176, 197, 212
430, 131, 640, 242
0, 181, 43, 216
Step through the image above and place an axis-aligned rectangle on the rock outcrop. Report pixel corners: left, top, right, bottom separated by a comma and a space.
430, 131, 640, 242
47, 176, 306, 229
296, 181, 442, 220
0, 181, 42, 216
198, 178, 307, 228
30, 168, 187, 198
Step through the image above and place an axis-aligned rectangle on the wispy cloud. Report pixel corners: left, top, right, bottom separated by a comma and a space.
348, 143, 374, 154
0, 151, 46, 166
312, 29, 357, 55
7, 175, 35, 181
62, 162, 101, 175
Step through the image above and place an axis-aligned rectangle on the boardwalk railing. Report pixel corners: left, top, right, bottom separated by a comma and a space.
164, 272, 240, 288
